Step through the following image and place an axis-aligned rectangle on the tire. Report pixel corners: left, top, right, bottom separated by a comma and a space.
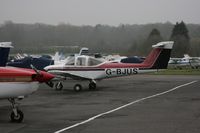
89, 82, 96, 90
73, 84, 82, 92
10, 109, 24, 123
55, 82, 63, 91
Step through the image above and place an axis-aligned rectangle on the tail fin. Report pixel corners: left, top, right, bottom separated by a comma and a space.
0, 42, 13, 66
142, 41, 174, 69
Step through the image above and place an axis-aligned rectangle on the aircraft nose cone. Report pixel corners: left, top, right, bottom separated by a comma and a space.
41, 71, 55, 82
33, 71, 55, 82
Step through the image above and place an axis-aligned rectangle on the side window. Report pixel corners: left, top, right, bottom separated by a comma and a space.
88, 58, 102, 66
76, 57, 86, 66
65, 57, 75, 65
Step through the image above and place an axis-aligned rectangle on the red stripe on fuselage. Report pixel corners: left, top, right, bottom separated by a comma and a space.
0, 67, 55, 83
0, 67, 35, 82
0, 67, 35, 77
99, 48, 161, 69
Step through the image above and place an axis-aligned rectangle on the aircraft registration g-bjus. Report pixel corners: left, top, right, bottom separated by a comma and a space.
0, 42, 55, 123
45, 41, 174, 91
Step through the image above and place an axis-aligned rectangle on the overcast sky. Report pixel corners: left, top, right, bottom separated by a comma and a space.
0, 0, 200, 26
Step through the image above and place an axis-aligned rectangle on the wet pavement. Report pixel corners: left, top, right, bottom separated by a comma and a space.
0, 75, 200, 133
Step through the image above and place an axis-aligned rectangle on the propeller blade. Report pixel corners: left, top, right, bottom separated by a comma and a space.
30, 64, 40, 75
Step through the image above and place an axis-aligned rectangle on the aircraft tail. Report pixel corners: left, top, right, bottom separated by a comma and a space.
0, 42, 13, 66
142, 41, 174, 69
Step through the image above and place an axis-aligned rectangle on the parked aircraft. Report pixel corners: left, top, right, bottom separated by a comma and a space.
169, 54, 200, 69
0, 42, 55, 122
7, 55, 54, 70
0, 41, 54, 70
53, 47, 106, 66
0, 67, 55, 122
45, 41, 174, 91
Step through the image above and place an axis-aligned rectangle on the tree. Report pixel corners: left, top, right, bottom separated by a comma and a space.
170, 21, 190, 57
189, 38, 200, 56
140, 28, 163, 55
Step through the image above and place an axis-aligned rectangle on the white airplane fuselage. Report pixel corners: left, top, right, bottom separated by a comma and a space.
46, 65, 158, 80
0, 82, 39, 99
0, 67, 55, 99
45, 41, 174, 91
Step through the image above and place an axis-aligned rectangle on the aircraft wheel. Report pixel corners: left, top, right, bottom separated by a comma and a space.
10, 109, 24, 123
89, 82, 96, 90
74, 84, 82, 92
55, 82, 63, 91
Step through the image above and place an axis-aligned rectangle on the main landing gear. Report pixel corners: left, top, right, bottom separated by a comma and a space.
73, 80, 97, 92
8, 98, 24, 123
89, 81, 96, 90
54, 80, 97, 92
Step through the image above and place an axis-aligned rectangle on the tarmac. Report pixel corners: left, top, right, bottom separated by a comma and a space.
0, 75, 200, 133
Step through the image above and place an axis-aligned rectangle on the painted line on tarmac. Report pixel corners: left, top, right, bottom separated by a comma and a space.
54, 80, 198, 133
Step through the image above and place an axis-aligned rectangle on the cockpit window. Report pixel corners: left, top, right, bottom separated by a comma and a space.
65, 57, 75, 65
88, 58, 102, 66
65, 56, 104, 66
76, 57, 86, 66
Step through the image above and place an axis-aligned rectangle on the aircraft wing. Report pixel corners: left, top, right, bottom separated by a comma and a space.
63, 73, 91, 80
49, 70, 91, 81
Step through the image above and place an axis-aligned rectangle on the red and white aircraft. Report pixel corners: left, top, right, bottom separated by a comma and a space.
0, 42, 55, 122
0, 67, 55, 122
45, 41, 174, 91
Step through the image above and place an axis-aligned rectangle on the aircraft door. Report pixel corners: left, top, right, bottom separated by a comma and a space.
76, 57, 87, 66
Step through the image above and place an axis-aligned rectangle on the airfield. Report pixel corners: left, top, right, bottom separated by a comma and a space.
0, 75, 200, 133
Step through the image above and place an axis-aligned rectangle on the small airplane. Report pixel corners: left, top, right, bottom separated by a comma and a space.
0, 42, 54, 70
0, 42, 55, 123
169, 54, 200, 69
7, 55, 54, 70
45, 41, 174, 91
54, 47, 92, 64
0, 67, 55, 123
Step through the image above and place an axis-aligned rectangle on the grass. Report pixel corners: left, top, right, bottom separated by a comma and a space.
150, 68, 200, 75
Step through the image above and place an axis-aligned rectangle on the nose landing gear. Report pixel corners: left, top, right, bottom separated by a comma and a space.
8, 98, 24, 123
55, 82, 63, 91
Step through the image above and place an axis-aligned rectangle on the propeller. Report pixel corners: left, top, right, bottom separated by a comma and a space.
30, 64, 66, 88
30, 64, 54, 88
30, 64, 41, 76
